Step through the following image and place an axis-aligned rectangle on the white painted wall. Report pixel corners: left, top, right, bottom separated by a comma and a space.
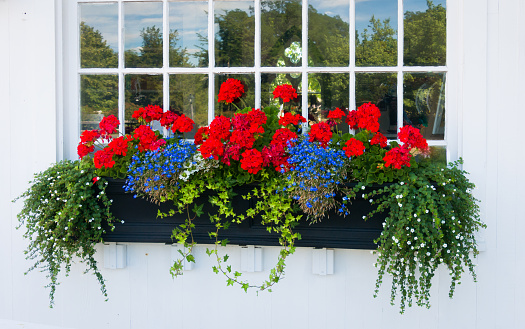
2, 0, 525, 328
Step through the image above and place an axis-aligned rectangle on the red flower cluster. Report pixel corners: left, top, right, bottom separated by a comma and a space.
133, 125, 165, 152
278, 112, 306, 126
383, 147, 412, 169
262, 143, 289, 172
273, 84, 298, 103
78, 129, 101, 158
271, 128, 297, 148
346, 102, 381, 132
172, 114, 195, 134
132, 105, 163, 123
194, 126, 209, 145
107, 136, 133, 156
218, 78, 244, 104
370, 132, 388, 148
398, 125, 428, 150
240, 149, 264, 174
94, 149, 115, 169
327, 108, 346, 123
343, 138, 365, 157
309, 122, 332, 148
99, 115, 119, 138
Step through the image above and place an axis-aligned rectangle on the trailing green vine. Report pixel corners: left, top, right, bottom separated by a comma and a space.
13, 159, 115, 307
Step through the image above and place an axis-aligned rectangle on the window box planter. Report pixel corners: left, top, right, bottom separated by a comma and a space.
102, 179, 385, 249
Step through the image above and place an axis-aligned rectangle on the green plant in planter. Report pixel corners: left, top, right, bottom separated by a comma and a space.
13, 158, 115, 306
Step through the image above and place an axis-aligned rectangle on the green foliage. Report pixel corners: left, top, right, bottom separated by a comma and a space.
13, 159, 115, 307
362, 160, 485, 313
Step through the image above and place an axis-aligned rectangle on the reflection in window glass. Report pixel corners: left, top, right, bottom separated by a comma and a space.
355, 0, 397, 67
79, 3, 118, 68
215, 0, 255, 67
404, 0, 446, 66
169, 1, 208, 68
308, 73, 349, 133
419, 146, 447, 166
215, 74, 255, 117
80, 75, 118, 132
356, 73, 397, 138
125, 75, 163, 134
308, 0, 349, 67
261, 73, 301, 110
169, 74, 209, 138
261, 0, 302, 67
403, 73, 445, 140
124, 2, 163, 68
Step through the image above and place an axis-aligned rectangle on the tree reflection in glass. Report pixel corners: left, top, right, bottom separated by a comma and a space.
80, 75, 118, 133
170, 74, 209, 138
215, 0, 255, 67
355, 0, 397, 67
124, 2, 163, 68
308, 73, 349, 133
169, 1, 208, 68
261, 0, 302, 67
308, 0, 349, 67
125, 75, 163, 134
403, 73, 445, 140
79, 3, 118, 68
404, 0, 446, 66
356, 73, 397, 138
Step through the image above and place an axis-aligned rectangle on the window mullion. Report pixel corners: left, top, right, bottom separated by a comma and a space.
301, 0, 308, 121
163, 0, 169, 116
396, 0, 404, 136
255, 0, 261, 110
118, 0, 125, 136
208, 0, 215, 125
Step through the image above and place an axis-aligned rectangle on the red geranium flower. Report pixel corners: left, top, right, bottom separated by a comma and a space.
221, 143, 243, 166
309, 122, 332, 148
271, 128, 297, 148
262, 143, 289, 172
345, 102, 381, 132
107, 136, 133, 157
273, 84, 298, 103
398, 125, 428, 150
133, 125, 158, 152
240, 148, 264, 174
160, 111, 178, 130
247, 108, 267, 134
231, 129, 255, 149
383, 146, 412, 169
172, 114, 195, 133
93, 148, 115, 169
194, 126, 209, 145
278, 112, 306, 126
77, 143, 95, 159
327, 108, 346, 122
99, 115, 120, 137
199, 137, 225, 160
132, 105, 163, 123
209, 116, 232, 141
343, 138, 365, 157
370, 132, 388, 148
80, 130, 100, 144
218, 78, 244, 104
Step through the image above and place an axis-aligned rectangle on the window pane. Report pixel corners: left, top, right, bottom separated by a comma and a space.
215, 74, 255, 117
308, 73, 349, 133
80, 75, 118, 132
169, 74, 209, 138
355, 0, 397, 67
261, 73, 302, 109
169, 1, 208, 68
124, 2, 163, 68
125, 75, 163, 134
403, 72, 445, 140
261, 0, 302, 67
79, 3, 118, 68
404, 0, 446, 66
356, 73, 397, 138
215, 0, 255, 67
308, 0, 349, 67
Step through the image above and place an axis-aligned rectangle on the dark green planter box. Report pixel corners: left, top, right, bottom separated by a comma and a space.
102, 179, 385, 249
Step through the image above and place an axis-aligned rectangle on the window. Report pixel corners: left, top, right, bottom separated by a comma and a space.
63, 0, 447, 163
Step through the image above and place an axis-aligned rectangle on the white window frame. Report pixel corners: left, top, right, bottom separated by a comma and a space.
58, 0, 459, 162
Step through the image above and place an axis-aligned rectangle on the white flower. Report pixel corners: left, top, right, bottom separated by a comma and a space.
410, 229, 414, 233
121, 220, 125, 224
451, 216, 455, 220
443, 243, 448, 248
417, 218, 421, 222
407, 241, 411, 245
425, 209, 429, 214
361, 186, 365, 190
400, 182, 404, 185
398, 203, 403, 207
